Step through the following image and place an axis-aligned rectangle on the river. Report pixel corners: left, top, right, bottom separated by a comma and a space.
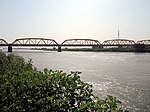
13, 49, 150, 112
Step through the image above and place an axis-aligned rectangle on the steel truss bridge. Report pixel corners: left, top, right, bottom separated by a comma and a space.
102, 39, 135, 46
12, 38, 58, 46
0, 38, 150, 52
61, 39, 101, 46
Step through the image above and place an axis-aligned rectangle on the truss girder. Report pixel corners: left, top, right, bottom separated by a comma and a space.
0, 38, 8, 45
102, 39, 135, 45
12, 38, 58, 45
137, 40, 150, 45
62, 39, 101, 46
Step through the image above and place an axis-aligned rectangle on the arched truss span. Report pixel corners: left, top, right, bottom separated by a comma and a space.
102, 39, 135, 45
12, 38, 58, 46
0, 38, 8, 45
61, 39, 101, 46
137, 40, 150, 45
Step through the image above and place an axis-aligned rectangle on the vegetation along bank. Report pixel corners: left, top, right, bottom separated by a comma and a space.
0, 52, 128, 112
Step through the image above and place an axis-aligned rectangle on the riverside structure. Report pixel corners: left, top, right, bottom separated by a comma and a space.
0, 38, 150, 52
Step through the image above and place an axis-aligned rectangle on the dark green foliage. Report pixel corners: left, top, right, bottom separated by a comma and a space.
0, 53, 32, 74
0, 52, 128, 112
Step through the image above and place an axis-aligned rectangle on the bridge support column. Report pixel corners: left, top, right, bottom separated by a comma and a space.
58, 46, 61, 52
92, 45, 100, 51
8, 45, 12, 52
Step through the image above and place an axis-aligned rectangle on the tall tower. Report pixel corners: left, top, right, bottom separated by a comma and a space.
118, 30, 120, 39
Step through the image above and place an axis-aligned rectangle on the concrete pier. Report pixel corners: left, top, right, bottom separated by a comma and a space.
58, 46, 61, 52
8, 45, 12, 52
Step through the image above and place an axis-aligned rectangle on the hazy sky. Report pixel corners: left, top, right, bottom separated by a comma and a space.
0, 0, 150, 43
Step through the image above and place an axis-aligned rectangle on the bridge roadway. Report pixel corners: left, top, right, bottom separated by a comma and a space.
0, 38, 150, 52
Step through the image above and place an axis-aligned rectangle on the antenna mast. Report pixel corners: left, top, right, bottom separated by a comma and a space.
118, 30, 120, 39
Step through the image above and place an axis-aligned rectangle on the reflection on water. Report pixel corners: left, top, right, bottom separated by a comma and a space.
14, 49, 150, 112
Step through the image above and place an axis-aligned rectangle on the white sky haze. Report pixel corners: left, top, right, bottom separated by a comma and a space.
0, 0, 150, 43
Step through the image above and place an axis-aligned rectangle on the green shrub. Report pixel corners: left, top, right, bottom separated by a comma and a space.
0, 53, 128, 112
0, 53, 32, 74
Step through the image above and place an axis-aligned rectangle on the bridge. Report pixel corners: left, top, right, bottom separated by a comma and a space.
5, 38, 58, 52
12, 38, 58, 46
61, 39, 101, 46
102, 39, 135, 46
60, 39, 101, 51
0, 38, 150, 52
